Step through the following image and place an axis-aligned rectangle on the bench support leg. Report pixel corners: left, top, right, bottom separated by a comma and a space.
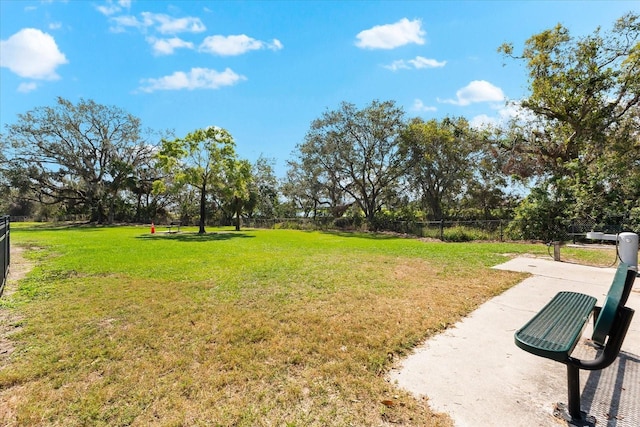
552, 365, 595, 426
567, 365, 581, 419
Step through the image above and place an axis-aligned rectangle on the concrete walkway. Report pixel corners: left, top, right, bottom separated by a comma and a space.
389, 257, 640, 426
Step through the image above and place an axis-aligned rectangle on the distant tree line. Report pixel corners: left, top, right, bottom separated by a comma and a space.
1, 13, 638, 239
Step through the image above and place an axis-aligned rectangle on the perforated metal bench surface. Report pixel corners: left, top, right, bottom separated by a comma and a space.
515, 291, 597, 362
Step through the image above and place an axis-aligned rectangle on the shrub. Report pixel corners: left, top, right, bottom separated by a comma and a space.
506, 186, 569, 241
443, 226, 494, 242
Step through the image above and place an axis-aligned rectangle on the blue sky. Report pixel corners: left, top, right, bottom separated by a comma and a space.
1, 0, 637, 177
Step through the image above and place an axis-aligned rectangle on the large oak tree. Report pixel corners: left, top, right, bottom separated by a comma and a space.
293, 100, 407, 227
400, 117, 485, 220
4, 97, 156, 223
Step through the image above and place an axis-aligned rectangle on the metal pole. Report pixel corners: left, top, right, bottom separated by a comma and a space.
567, 365, 582, 420
553, 241, 561, 261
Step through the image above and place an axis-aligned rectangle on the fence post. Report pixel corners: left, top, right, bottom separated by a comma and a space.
439, 219, 444, 241
0, 215, 10, 297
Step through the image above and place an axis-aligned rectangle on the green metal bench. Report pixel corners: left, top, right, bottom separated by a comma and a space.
515, 262, 636, 424
167, 221, 182, 233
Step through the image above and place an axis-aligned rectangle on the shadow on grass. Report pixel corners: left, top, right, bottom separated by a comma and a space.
136, 231, 255, 242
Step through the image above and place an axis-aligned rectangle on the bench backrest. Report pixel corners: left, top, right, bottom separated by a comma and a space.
592, 262, 636, 345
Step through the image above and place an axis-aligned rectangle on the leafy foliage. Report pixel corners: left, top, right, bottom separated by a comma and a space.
292, 100, 407, 227
498, 12, 639, 177
505, 185, 570, 241
400, 117, 490, 220
247, 156, 280, 219
499, 12, 640, 236
4, 97, 159, 223
155, 126, 239, 233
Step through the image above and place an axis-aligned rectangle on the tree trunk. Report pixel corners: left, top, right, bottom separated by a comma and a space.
235, 196, 241, 231
108, 196, 115, 224
135, 193, 142, 223
96, 200, 105, 224
198, 183, 207, 234
431, 201, 443, 221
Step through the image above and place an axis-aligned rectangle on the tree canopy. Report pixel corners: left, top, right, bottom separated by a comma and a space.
293, 100, 407, 227
499, 12, 640, 235
499, 12, 639, 178
155, 126, 238, 234
400, 117, 484, 220
4, 97, 156, 223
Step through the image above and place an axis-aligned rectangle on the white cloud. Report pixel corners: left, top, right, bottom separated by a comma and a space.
147, 36, 194, 55
470, 102, 529, 129
199, 35, 283, 56
355, 18, 425, 50
438, 80, 505, 106
412, 99, 437, 112
97, 4, 120, 16
0, 28, 68, 80
470, 114, 497, 129
139, 67, 246, 92
17, 82, 38, 93
384, 60, 410, 71
108, 15, 144, 32
270, 39, 283, 51
496, 101, 536, 124
409, 56, 446, 69
101, 7, 282, 58
108, 12, 206, 34
141, 12, 206, 34
96, 0, 131, 16
49, 22, 62, 30
385, 55, 446, 71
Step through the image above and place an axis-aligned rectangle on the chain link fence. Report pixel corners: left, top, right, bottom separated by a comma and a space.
245, 216, 639, 243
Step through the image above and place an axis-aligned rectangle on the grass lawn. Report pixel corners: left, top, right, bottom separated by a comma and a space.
0, 225, 615, 426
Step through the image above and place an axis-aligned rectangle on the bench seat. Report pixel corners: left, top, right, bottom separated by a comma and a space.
515, 291, 597, 362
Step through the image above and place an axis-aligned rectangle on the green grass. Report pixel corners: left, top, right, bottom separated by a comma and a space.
0, 225, 607, 426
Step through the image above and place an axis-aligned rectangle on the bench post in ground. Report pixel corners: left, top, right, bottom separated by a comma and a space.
566, 365, 581, 420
